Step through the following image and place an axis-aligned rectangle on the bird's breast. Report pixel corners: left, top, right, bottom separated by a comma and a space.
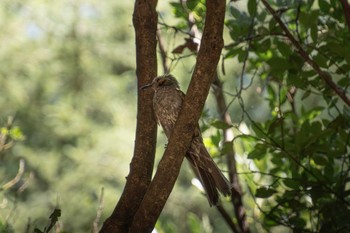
153, 88, 183, 138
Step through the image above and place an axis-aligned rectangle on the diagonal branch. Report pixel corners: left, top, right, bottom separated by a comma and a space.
261, 0, 350, 107
128, 0, 227, 232
340, 0, 350, 33
99, 0, 158, 232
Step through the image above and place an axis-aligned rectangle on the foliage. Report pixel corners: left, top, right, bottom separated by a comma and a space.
0, 0, 136, 232
163, 0, 350, 232
1, 0, 349, 232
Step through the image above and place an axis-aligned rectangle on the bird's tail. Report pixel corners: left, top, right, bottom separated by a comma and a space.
187, 143, 232, 206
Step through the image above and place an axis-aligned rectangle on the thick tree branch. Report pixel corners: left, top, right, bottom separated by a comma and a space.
99, 0, 158, 232
128, 0, 226, 232
261, 0, 350, 107
340, 0, 350, 33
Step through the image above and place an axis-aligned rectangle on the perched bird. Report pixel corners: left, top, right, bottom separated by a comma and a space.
141, 74, 232, 206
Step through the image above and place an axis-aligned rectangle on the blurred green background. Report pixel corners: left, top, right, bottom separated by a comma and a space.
0, 0, 137, 232
0, 1, 242, 232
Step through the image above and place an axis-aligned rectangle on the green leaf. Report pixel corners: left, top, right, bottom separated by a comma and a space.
313, 53, 328, 68
170, 2, 187, 18
275, 40, 292, 57
312, 153, 328, 166
267, 57, 290, 75
210, 120, 232, 130
248, 0, 257, 16
187, 212, 201, 233
255, 187, 277, 198
221, 141, 233, 154
319, 0, 331, 13
301, 90, 311, 100
257, 26, 269, 35
251, 122, 266, 139
230, 5, 242, 19
283, 179, 300, 189
299, 10, 319, 29
256, 38, 271, 53
269, 18, 278, 31
310, 24, 318, 43
9, 126, 25, 141
247, 143, 268, 160
289, 216, 307, 228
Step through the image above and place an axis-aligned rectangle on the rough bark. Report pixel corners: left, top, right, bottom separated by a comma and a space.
99, 0, 158, 232
128, 0, 226, 232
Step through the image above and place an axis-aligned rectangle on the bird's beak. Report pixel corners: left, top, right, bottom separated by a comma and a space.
140, 83, 153, 90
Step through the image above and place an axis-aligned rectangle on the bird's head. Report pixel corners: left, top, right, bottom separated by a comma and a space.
140, 74, 180, 91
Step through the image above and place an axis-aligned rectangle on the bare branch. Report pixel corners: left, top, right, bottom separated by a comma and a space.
92, 188, 104, 233
1, 159, 25, 190
157, 28, 170, 74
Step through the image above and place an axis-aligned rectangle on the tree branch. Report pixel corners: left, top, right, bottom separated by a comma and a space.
156, 28, 170, 74
99, 0, 158, 232
92, 188, 104, 233
340, 0, 350, 33
1, 159, 25, 190
261, 0, 350, 107
212, 75, 250, 233
216, 205, 241, 233
128, 0, 226, 232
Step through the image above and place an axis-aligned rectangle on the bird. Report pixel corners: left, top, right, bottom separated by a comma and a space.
141, 74, 232, 206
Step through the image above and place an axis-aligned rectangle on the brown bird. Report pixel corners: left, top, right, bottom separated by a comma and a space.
141, 74, 232, 206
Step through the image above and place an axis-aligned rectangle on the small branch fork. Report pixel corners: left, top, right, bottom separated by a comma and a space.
128, 0, 227, 232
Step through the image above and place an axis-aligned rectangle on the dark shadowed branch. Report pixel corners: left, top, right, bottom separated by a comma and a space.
216, 205, 240, 233
340, 0, 350, 33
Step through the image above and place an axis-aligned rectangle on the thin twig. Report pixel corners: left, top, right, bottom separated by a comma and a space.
156, 28, 170, 74
92, 187, 104, 233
